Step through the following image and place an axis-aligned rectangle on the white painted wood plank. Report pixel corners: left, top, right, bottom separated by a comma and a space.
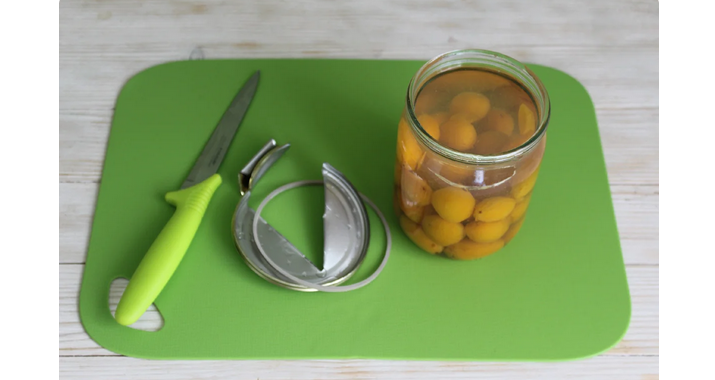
607, 266, 659, 355
59, 265, 658, 357
59, 111, 111, 183
60, 265, 108, 356
59, 355, 658, 379
59, 182, 98, 264
60, 183, 657, 264
59, 0, 657, 48
611, 185, 659, 265
599, 108, 658, 186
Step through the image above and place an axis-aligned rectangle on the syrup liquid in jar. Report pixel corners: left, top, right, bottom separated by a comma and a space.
394, 65, 547, 260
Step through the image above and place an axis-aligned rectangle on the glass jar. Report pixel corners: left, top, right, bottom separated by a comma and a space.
394, 49, 550, 260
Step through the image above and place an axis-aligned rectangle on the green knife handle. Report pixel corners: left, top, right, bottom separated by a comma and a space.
115, 174, 223, 326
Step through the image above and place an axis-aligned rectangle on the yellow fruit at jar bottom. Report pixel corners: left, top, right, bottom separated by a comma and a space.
431, 186, 476, 223
397, 118, 424, 170
449, 92, 491, 123
440, 118, 477, 151
511, 168, 539, 200
400, 215, 443, 254
444, 239, 504, 260
396, 190, 425, 223
401, 169, 432, 207
510, 194, 532, 221
417, 114, 441, 140
473, 130, 509, 155
403, 205, 425, 224
482, 108, 515, 135
421, 215, 465, 246
503, 218, 525, 242
465, 219, 510, 243
473, 196, 516, 222
518, 103, 536, 136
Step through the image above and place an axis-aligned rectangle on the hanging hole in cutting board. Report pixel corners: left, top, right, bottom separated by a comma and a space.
109, 278, 164, 332
258, 185, 325, 270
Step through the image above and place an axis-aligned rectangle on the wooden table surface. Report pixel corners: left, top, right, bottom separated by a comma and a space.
59, 1, 659, 378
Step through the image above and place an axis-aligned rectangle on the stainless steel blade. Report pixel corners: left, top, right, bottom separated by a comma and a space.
181, 71, 260, 189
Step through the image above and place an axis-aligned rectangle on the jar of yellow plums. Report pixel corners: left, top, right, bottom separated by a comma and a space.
394, 49, 550, 260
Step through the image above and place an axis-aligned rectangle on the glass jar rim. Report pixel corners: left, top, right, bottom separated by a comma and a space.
406, 49, 551, 165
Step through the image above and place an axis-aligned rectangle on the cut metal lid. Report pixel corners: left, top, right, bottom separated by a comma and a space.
232, 141, 370, 291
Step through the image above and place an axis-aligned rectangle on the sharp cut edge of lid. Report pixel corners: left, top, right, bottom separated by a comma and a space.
320, 163, 371, 277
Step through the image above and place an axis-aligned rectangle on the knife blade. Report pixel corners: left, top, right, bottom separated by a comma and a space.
182, 71, 260, 189
114, 71, 260, 326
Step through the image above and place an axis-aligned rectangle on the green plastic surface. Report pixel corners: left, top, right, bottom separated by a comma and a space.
79, 59, 630, 361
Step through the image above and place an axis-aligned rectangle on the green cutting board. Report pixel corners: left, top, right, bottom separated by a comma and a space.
79, 59, 630, 361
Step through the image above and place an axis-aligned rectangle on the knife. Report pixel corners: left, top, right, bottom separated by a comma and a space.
115, 71, 260, 326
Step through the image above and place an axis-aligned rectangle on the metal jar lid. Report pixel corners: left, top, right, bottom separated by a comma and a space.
232, 139, 380, 292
